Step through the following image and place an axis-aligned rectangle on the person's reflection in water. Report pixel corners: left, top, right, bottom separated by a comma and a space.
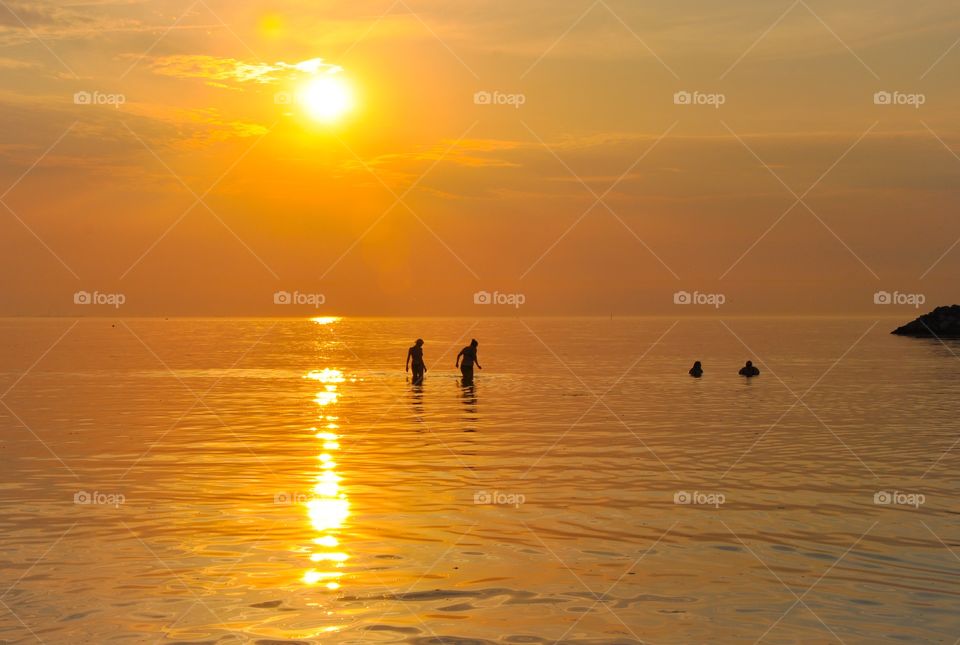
456, 339, 482, 386
460, 381, 477, 432
406, 338, 426, 385
409, 379, 425, 428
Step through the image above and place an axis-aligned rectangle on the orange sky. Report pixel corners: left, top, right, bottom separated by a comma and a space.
0, 0, 958, 316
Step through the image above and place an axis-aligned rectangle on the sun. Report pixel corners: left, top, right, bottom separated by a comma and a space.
299, 76, 354, 123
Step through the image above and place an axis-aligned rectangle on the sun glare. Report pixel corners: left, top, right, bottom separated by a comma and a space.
311, 316, 341, 325
299, 76, 353, 123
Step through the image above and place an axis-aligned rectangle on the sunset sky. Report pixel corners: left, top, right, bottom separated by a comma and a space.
1, 0, 958, 315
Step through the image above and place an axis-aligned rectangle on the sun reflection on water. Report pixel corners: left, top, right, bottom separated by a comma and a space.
306, 368, 345, 383
308, 368, 345, 408
310, 316, 341, 325
300, 365, 350, 591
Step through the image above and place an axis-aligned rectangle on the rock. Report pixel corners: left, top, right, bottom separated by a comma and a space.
891, 305, 960, 337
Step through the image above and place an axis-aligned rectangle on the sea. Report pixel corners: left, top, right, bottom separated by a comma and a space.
0, 316, 958, 644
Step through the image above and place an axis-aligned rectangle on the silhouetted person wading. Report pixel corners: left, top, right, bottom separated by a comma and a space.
738, 360, 760, 377
456, 339, 482, 384
406, 338, 426, 384
689, 361, 703, 378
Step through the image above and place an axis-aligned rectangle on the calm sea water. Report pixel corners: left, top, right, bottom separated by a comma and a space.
1, 317, 959, 644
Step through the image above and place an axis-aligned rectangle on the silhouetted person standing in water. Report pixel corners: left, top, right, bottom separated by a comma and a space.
456, 339, 482, 385
406, 338, 426, 384
689, 361, 703, 378
738, 360, 760, 377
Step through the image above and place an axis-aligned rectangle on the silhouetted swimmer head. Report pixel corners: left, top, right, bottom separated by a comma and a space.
470, 338, 478, 347
415, 338, 424, 346
739, 360, 760, 377
689, 361, 703, 377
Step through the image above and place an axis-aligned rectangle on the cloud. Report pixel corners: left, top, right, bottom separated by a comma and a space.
120, 102, 271, 148
356, 138, 524, 168
0, 57, 36, 69
328, 126, 960, 205
0, 0, 161, 47
148, 55, 342, 87
0, 1, 61, 27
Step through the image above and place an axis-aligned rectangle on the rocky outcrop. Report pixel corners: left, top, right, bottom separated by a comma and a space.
891, 305, 960, 337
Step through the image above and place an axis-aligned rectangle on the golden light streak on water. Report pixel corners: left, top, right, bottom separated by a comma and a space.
301, 364, 349, 591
